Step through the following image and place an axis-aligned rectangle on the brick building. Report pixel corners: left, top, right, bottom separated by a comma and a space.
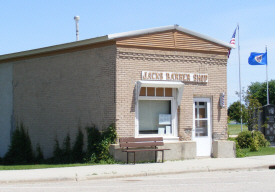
0, 25, 235, 159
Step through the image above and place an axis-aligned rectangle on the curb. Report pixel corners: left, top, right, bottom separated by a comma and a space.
0, 165, 270, 184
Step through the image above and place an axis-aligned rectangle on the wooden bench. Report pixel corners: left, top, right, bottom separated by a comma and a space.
119, 137, 170, 164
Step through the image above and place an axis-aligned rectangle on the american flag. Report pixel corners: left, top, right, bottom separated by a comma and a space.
227, 27, 237, 58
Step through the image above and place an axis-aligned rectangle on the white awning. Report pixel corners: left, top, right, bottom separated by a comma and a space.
136, 80, 184, 106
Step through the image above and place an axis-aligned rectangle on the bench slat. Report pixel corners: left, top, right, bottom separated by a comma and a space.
123, 149, 170, 152
119, 137, 163, 142
120, 142, 164, 148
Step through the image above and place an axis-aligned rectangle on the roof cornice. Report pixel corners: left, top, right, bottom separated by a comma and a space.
0, 25, 234, 62
0, 36, 108, 61
108, 25, 235, 49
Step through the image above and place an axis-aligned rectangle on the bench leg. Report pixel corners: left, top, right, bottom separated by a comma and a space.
155, 151, 157, 163
162, 151, 164, 163
126, 152, 136, 164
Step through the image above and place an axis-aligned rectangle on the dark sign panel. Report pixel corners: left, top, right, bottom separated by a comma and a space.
262, 105, 275, 142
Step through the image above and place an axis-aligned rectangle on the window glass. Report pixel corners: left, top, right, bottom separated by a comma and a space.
199, 108, 206, 118
156, 88, 164, 96
139, 87, 146, 96
147, 87, 155, 96
165, 88, 172, 97
139, 100, 171, 134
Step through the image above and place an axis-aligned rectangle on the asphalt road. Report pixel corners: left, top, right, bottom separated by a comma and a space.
1, 169, 275, 192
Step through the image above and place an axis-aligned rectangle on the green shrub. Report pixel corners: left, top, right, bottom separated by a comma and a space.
52, 137, 63, 164
3, 123, 34, 165
86, 125, 101, 159
51, 133, 72, 164
235, 130, 269, 153
62, 133, 72, 164
51, 129, 86, 164
97, 139, 112, 162
97, 124, 117, 162
101, 124, 117, 144
71, 128, 85, 163
236, 131, 253, 149
3, 123, 117, 165
86, 124, 117, 163
34, 144, 44, 164
236, 143, 246, 157
249, 138, 259, 152
50, 124, 116, 164
253, 131, 270, 147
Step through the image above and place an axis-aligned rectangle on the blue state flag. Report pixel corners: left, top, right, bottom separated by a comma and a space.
248, 52, 267, 65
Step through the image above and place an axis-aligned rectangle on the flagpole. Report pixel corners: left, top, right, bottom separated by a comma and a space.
266, 46, 269, 105
238, 23, 243, 131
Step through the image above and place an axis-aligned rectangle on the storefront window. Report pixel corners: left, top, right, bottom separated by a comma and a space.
136, 81, 184, 139
139, 100, 171, 134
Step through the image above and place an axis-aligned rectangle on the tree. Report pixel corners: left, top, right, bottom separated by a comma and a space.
248, 80, 275, 106
228, 101, 248, 123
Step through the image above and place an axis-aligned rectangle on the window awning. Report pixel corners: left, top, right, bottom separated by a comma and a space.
136, 80, 185, 106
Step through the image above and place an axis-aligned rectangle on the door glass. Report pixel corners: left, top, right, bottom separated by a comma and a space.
199, 108, 206, 118
195, 101, 208, 137
195, 120, 208, 136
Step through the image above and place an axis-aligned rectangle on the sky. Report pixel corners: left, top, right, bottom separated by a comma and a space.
1, 0, 275, 107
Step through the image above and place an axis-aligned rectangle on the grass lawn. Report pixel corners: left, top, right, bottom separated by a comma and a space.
228, 124, 248, 135
239, 147, 275, 157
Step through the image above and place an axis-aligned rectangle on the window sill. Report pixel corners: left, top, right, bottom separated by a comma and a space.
137, 135, 179, 142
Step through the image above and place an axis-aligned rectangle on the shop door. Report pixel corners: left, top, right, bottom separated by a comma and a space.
192, 98, 212, 156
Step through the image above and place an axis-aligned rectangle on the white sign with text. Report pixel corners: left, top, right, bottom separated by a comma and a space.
142, 71, 208, 82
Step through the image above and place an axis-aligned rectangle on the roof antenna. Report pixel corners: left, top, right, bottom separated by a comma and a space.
74, 16, 80, 41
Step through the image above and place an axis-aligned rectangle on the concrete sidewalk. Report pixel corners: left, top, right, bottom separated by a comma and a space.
1, 155, 275, 184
